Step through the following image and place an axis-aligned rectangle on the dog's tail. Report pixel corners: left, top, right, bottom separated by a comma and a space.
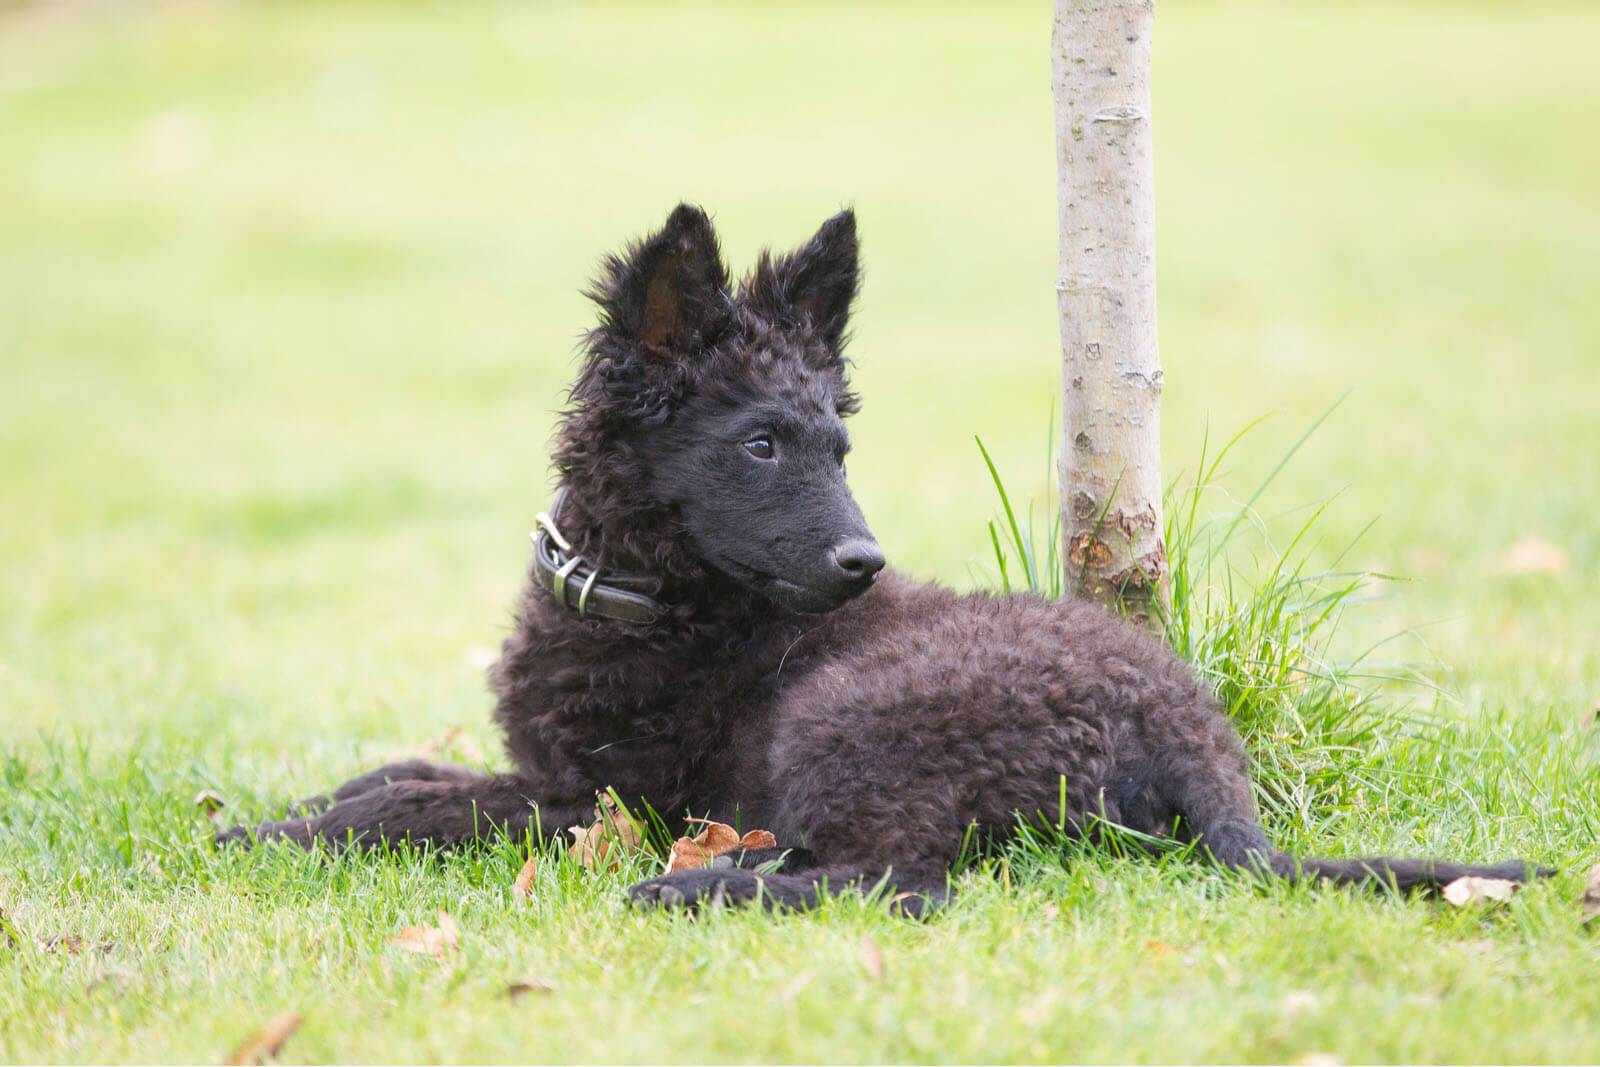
1267, 853, 1545, 890
1197, 818, 1550, 891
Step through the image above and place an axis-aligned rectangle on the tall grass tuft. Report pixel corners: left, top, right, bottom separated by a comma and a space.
976, 408, 1435, 840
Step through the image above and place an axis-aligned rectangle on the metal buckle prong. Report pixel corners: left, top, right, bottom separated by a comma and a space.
532, 510, 574, 554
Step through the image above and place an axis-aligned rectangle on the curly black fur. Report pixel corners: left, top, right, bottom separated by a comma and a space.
221, 204, 1545, 910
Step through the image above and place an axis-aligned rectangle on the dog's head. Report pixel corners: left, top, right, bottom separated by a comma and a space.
561, 204, 881, 614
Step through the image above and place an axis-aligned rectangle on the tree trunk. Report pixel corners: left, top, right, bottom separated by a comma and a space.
1052, 0, 1167, 625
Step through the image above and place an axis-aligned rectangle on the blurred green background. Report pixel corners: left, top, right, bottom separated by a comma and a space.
5, 2, 1595, 752
3, 3, 1598, 1062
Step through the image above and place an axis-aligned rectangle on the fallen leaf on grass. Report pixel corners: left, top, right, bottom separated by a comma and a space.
389, 911, 460, 959
38, 934, 115, 957
567, 793, 647, 872
1496, 535, 1570, 577
858, 935, 885, 982
225, 1011, 303, 1066
1582, 861, 1600, 924
512, 855, 539, 901
738, 828, 777, 850
506, 978, 556, 999
662, 837, 711, 875
1442, 876, 1519, 907
662, 820, 778, 874
685, 818, 743, 854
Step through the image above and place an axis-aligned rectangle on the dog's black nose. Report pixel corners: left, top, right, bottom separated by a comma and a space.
832, 539, 886, 583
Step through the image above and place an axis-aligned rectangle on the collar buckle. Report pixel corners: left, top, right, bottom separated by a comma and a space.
528, 489, 667, 627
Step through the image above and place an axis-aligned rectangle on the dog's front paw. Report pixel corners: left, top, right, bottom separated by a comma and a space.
215, 823, 253, 847
628, 868, 769, 912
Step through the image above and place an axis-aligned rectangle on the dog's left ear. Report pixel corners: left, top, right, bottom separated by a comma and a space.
589, 203, 731, 362
744, 209, 860, 352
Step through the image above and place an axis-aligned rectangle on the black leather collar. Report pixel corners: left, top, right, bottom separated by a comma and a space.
530, 489, 667, 627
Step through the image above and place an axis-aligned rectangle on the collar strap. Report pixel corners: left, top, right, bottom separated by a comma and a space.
530, 489, 667, 627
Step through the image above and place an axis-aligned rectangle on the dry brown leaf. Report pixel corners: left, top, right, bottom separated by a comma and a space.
739, 828, 778, 850
662, 820, 778, 874
194, 790, 226, 817
225, 1011, 303, 1066
437, 910, 460, 947
858, 935, 885, 982
388, 926, 443, 957
1582, 861, 1600, 924
40, 934, 86, 956
684, 818, 742, 855
1144, 939, 1172, 956
39, 934, 114, 957
512, 855, 539, 902
1442, 876, 1519, 907
663, 836, 714, 874
388, 911, 460, 959
506, 978, 555, 999
1497, 535, 1570, 576
567, 821, 643, 872
566, 822, 618, 870
567, 794, 646, 872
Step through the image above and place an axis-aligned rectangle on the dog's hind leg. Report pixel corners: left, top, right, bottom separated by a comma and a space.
1155, 724, 1550, 890
217, 772, 589, 851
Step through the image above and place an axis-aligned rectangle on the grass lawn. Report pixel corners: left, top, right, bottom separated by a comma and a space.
2, 1, 1598, 1062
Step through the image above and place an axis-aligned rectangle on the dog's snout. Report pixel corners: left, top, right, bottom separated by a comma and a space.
831, 539, 886, 583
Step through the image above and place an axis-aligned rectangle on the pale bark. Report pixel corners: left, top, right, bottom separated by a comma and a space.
1052, 0, 1166, 623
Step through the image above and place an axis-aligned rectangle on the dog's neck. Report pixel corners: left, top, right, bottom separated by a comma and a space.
540, 480, 779, 634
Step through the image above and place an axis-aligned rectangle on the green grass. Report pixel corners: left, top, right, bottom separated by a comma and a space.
2, 1, 1598, 1062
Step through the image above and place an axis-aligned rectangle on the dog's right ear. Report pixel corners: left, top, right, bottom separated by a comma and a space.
742, 209, 859, 353
588, 204, 730, 361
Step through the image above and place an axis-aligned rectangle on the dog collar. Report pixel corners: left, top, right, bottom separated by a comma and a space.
530, 489, 667, 627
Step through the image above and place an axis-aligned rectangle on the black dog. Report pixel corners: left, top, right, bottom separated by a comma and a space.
222, 204, 1539, 910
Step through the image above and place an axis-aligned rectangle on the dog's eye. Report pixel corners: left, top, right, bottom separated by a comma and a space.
743, 437, 775, 460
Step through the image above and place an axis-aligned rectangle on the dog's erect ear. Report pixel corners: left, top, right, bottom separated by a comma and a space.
589, 203, 730, 359
744, 209, 860, 351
